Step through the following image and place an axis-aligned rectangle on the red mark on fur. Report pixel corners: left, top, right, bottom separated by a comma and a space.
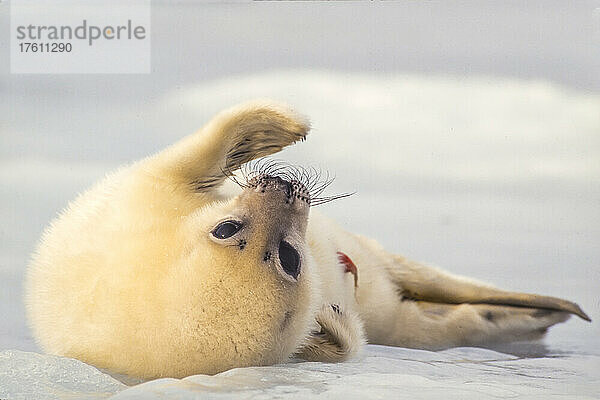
337, 251, 358, 288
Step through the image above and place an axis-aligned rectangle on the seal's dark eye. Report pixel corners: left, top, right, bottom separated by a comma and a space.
279, 240, 300, 279
212, 221, 242, 239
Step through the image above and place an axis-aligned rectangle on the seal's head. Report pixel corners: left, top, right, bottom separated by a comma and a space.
169, 171, 319, 376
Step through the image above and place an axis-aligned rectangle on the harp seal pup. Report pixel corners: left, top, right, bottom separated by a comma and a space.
26, 100, 591, 380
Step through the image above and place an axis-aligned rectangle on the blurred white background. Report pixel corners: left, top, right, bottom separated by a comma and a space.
0, 1, 598, 356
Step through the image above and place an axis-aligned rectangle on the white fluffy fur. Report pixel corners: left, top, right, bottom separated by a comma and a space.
26, 100, 588, 380
305, 213, 573, 350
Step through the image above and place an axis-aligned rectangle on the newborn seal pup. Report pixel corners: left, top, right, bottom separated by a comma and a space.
26, 100, 590, 379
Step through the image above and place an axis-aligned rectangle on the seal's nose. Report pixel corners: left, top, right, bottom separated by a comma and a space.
260, 175, 293, 198
249, 174, 310, 208
275, 176, 293, 198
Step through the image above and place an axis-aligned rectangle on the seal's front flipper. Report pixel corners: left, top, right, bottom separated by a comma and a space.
146, 100, 310, 192
297, 304, 365, 362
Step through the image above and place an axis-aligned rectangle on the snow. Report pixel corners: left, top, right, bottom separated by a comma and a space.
2, 0, 599, 396
1, 71, 598, 399
113, 346, 600, 399
2, 346, 599, 400
0, 350, 126, 400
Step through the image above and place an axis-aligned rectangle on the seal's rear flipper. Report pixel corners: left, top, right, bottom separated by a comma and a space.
414, 301, 570, 347
376, 256, 590, 349
386, 256, 591, 321
146, 100, 310, 192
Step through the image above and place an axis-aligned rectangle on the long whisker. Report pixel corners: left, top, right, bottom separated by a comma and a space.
310, 192, 356, 206
220, 166, 249, 189
240, 157, 354, 207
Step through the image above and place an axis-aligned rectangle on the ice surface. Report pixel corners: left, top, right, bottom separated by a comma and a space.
0, 350, 126, 400
1, 45, 599, 400
110, 345, 600, 399
2, 346, 599, 400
